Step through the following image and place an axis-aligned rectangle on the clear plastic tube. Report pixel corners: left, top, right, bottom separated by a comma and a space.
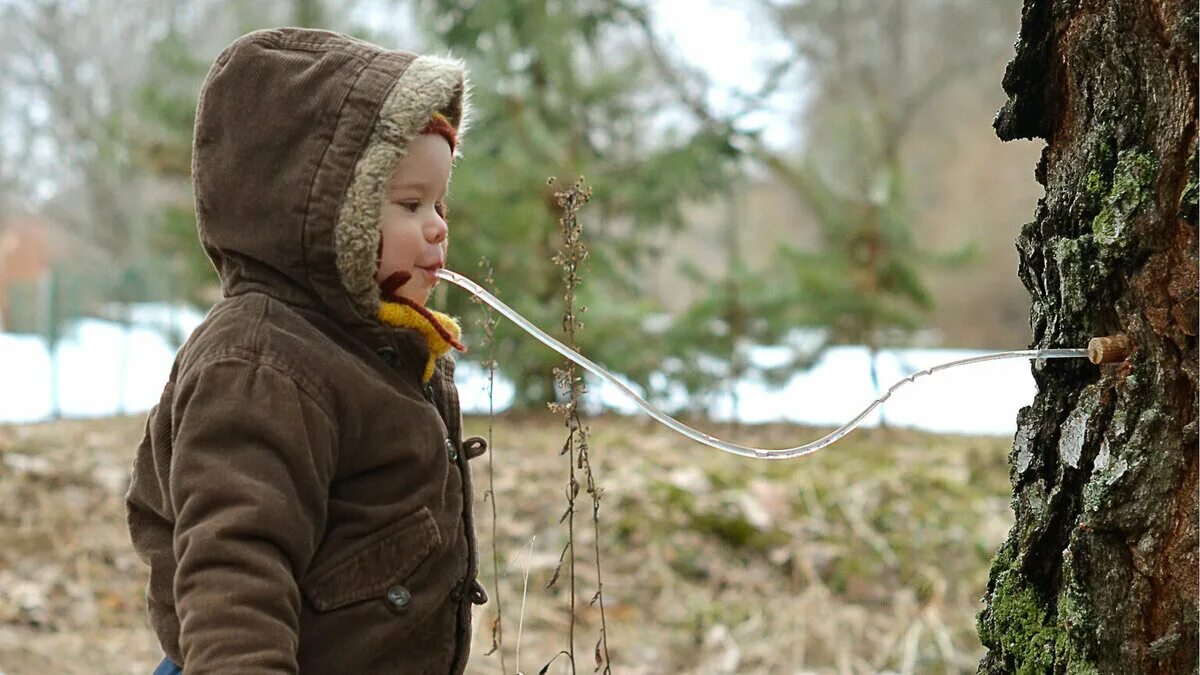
438, 268, 1089, 460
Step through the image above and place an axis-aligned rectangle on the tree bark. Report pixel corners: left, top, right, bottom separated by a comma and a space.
977, 1, 1197, 673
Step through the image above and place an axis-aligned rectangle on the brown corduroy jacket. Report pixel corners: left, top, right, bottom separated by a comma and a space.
125, 28, 485, 674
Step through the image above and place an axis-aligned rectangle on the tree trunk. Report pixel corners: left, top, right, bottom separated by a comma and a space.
977, 1, 1197, 673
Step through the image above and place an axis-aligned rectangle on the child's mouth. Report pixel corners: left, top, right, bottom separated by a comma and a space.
416, 265, 441, 285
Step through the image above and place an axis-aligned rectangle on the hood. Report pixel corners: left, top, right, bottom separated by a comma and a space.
192, 28, 468, 328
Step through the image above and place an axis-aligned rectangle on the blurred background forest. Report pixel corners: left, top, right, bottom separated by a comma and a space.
0, 2, 1055, 673
0, 0, 1041, 417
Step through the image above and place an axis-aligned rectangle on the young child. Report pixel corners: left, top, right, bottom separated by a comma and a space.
125, 28, 489, 674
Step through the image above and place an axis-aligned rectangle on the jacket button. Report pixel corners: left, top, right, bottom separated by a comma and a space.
445, 438, 459, 461
386, 585, 411, 610
424, 384, 435, 401
376, 347, 398, 366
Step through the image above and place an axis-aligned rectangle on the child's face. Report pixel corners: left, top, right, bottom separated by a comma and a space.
376, 133, 453, 306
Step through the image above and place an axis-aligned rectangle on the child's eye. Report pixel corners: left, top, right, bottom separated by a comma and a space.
398, 200, 420, 213
434, 201, 447, 218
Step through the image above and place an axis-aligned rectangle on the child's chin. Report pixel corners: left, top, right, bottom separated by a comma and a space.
401, 291, 429, 307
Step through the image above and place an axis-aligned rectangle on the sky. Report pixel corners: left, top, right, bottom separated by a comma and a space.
650, 0, 801, 150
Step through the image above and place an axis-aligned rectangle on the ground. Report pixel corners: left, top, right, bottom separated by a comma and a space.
0, 412, 1014, 674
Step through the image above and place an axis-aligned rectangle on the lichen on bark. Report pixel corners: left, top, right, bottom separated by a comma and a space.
1091, 150, 1157, 248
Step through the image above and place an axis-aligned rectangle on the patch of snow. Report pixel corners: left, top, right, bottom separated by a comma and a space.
2, 308, 1038, 436
1, 304, 205, 422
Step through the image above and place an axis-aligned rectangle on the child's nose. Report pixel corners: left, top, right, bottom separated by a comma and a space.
427, 215, 448, 244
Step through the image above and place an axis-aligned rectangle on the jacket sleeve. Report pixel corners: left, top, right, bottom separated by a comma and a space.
169, 357, 336, 674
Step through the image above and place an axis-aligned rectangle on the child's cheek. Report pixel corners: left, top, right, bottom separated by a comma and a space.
375, 224, 396, 282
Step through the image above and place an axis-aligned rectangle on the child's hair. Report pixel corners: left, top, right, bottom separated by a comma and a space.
422, 112, 457, 154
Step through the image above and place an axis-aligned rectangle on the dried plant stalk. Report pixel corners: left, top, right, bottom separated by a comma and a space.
473, 257, 507, 673
543, 176, 610, 674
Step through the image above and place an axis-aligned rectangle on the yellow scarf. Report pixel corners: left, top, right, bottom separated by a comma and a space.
377, 300, 466, 383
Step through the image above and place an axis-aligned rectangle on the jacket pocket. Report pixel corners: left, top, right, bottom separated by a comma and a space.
301, 506, 442, 612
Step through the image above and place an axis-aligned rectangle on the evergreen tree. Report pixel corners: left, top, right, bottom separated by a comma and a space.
751, 0, 1002, 385
636, 0, 1008, 395
415, 0, 740, 407
660, 186, 787, 415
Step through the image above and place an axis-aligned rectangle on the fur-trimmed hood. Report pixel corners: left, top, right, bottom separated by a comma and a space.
192, 28, 468, 328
